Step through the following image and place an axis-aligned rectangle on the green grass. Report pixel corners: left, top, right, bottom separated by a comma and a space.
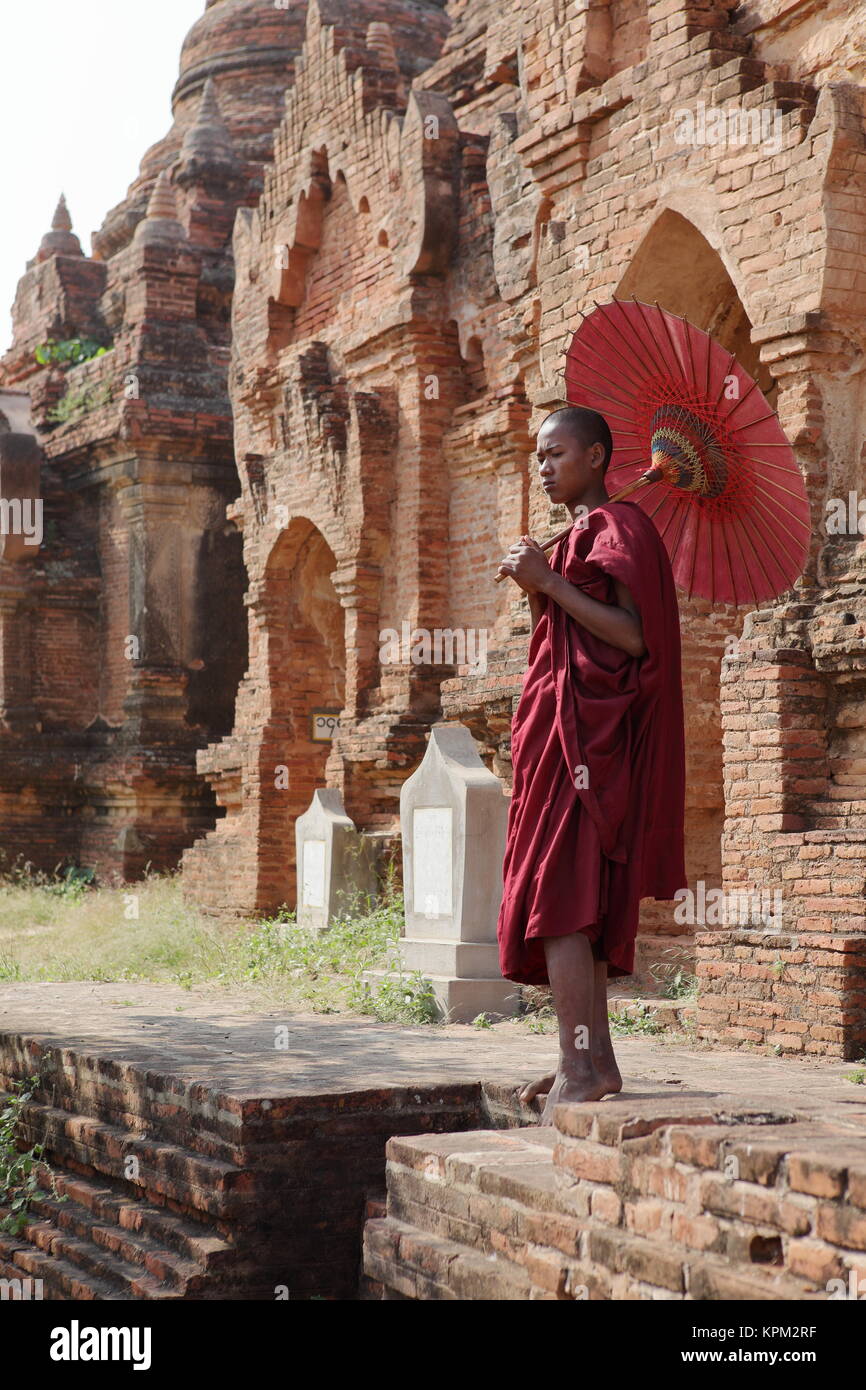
609, 1003, 666, 1037
0, 859, 438, 1025
648, 962, 699, 1001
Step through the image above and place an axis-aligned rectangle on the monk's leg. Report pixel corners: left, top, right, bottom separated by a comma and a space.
520, 950, 621, 1105
538, 932, 607, 1123
591, 959, 622, 1095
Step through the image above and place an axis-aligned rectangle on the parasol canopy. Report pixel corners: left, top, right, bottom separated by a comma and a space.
562, 297, 810, 606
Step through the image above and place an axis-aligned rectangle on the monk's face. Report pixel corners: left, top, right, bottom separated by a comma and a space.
536, 419, 605, 506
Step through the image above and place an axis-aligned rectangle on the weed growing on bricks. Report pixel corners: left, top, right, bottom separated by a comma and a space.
0, 1075, 67, 1236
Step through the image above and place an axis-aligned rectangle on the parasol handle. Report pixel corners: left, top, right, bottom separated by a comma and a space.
494, 467, 662, 583
607, 465, 662, 502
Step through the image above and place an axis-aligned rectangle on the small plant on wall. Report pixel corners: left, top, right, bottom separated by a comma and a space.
46, 380, 113, 425
33, 337, 107, 367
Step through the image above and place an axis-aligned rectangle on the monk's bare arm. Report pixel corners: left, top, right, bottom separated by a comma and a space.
496, 535, 644, 655
540, 572, 646, 658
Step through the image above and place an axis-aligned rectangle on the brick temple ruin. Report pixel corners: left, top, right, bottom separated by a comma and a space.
2, 0, 866, 1058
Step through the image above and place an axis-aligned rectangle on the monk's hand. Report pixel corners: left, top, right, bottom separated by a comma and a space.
496, 536, 552, 594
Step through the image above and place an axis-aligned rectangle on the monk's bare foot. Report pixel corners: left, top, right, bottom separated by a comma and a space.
518, 1073, 556, 1104
518, 1062, 622, 1105
592, 1054, 623, 1097
539, 1068, 608, 1124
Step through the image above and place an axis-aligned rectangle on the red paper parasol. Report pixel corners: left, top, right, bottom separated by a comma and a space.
560, 298, 810, 606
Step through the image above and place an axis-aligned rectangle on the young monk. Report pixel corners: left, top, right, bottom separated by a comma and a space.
495, 406, 686, 1123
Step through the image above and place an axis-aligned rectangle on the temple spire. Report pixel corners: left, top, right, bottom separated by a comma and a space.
52, 193, 73, 232
36, 193, 83, 260
176, 77, 240, 183
133, 171, 186, 246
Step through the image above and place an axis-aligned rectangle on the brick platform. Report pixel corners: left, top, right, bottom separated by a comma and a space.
364, 1097, 866, 1301
2, 983, 866, 1300
0, 983, 549, 1299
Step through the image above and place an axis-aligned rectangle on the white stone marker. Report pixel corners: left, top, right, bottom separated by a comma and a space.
294, 788, 376, 931
391, 721, 518, 1022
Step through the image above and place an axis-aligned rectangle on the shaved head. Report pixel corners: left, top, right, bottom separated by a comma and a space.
542, 407, 613, 473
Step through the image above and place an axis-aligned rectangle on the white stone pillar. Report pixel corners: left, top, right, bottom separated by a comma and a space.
394, 721, 518, 1022
295, 788, 375, 931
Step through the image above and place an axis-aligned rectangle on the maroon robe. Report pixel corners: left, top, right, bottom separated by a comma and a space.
497, 499, 686, 983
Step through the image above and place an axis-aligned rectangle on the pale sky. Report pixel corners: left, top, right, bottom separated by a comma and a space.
1, 0, 206, 354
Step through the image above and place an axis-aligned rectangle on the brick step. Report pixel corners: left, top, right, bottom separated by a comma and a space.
39, 1169, 235, 1271
0, 1231, 184, 1301
0, 1162, 244, 1300
12, 1097, 246, 1218
0, 1059, 244, 1163
24, 1183, 233, 1291
387, 1178, 577, 1277
1, 1201, 319, 1301
0, 1245, 123, 1301
369, 1191, 829, 1301
381, 1131, 570, 1270
364, 1216, 535, 1300
384, 1153, 774, 1298
369, 1125, 846, 1300
15, 1214, 205, 1299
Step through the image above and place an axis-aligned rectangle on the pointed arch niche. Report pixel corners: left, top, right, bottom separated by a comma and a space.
615, 209, 776, 405
612, 209, 765, 964
575, 0, 649, 92
260, 518, 346, 906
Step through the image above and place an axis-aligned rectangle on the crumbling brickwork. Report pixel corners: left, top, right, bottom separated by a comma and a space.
0, 0, 311, 877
